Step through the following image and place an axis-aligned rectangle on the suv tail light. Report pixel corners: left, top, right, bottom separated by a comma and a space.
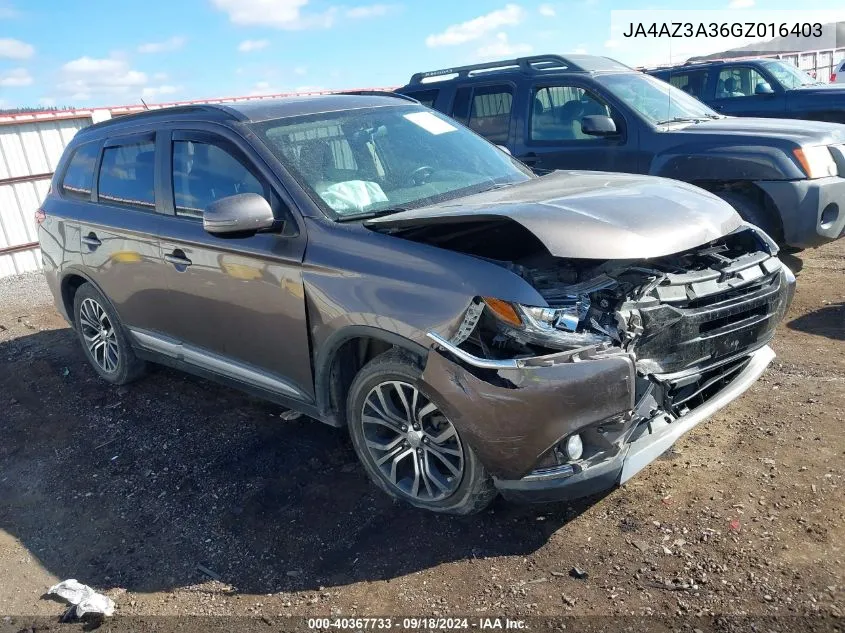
832, 73, 837, 82
35, 208, 46, 225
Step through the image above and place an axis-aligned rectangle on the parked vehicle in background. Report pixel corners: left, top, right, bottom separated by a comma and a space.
646, 58, 845, 123
832, 59, 845, 84
38, 96, 793, 514
397, 54, 845, 249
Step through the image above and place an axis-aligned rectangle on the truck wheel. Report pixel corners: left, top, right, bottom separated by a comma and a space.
73, 283, 147, 385
347, 350, 496, 515
715, 191, 783, 244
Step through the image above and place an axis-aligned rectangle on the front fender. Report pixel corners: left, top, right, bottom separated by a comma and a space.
651, 145, 800, 181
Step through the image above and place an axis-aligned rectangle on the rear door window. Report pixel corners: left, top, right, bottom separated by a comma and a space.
61, 142, 100, 201
668, 70, 709, 98
97, 139, 156, 211
466, 85, 513, 144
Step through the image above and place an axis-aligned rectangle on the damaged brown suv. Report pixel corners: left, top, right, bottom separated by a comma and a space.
39, 94, 795, 514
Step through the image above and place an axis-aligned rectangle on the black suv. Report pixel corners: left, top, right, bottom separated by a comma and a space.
39, 95, 792, 514
397, 54, 845, 249
646, 58, 845, 123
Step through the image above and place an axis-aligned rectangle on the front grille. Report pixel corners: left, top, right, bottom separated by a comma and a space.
659, 355, 752, 417
632, 263, 788, 374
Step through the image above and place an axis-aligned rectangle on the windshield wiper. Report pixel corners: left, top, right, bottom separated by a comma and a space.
335, 207, 409, 222
655, 116, 706, 125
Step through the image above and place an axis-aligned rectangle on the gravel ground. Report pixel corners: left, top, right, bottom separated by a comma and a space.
0, 242, 843, 629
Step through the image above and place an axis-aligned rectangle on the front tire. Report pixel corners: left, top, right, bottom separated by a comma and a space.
73, 283, 147, 385
347, 350, 496, 515
715, 191, 783, 245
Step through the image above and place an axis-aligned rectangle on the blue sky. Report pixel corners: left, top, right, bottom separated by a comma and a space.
0, 0, 842, 109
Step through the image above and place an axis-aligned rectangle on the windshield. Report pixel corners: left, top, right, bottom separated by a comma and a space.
250, 106, 532, 218
760, 60, 821, 88
596, 72, 719, 125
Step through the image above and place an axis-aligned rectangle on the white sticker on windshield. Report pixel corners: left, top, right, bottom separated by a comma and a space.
403, 111, 458, 135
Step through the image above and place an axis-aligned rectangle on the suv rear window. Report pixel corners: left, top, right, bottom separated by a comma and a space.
97, 140, 156, 210
61, 142, 100, 201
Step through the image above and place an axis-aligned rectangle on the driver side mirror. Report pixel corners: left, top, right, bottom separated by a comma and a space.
581, 115, 618, 137
203, 193, 275, 235
755, 82, 775, 95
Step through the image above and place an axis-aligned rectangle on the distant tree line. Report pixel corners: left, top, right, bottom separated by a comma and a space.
0, 105, 79, 114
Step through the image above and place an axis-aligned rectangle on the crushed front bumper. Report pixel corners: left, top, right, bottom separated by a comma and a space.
757, 175, 845, 248
494, 345, 775, 503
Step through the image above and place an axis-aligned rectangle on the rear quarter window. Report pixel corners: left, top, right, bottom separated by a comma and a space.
60, 142, 100, 201
401, 89, 440, 109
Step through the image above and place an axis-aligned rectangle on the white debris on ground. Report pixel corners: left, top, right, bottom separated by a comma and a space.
47, 579, 115, 617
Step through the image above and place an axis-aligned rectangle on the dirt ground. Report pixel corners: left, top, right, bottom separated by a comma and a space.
0, 241, 842, 628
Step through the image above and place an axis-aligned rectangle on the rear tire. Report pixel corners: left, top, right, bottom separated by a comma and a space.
73, 283, 147, 385
347, 350, 496, 515
715, 191, 783, 244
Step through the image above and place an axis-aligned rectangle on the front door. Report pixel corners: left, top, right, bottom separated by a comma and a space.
156, 129, 314, 403
516, 83, 639, 174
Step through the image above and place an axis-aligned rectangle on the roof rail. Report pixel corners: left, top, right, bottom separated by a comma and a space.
82, 104, 242, 133
407, 54, 582, 85
339, 90, 418, 103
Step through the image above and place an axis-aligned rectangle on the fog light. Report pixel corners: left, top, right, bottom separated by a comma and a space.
564, 434, 583, 461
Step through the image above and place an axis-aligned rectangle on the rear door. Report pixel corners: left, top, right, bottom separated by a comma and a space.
709, 65, 786, 117
517, 81, 639, 173
156, 127, 314, 402
79, 132, 171, 334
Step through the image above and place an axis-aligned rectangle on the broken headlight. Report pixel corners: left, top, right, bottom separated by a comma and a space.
483, 296, 609, 349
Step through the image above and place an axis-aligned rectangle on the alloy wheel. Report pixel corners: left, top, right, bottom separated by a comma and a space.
79, 297, 120, 373
361, 380, 464, 501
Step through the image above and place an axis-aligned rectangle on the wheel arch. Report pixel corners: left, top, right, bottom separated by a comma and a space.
691, 180, 785, 243
314, 326, 428, 427
60, 269, 112, 328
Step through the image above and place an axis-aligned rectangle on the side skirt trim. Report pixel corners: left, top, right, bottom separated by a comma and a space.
128, 327, 310, 402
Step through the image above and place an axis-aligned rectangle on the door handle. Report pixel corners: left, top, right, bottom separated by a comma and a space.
164, 250, 192, 268
520, 152, 542, 166
82, 233, 101, 249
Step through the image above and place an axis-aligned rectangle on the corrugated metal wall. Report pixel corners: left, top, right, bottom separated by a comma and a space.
0, 117, 91, 277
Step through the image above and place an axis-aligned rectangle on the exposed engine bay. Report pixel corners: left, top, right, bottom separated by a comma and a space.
450, 226, 789, 377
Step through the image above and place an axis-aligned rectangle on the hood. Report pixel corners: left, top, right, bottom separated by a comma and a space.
366, 171, 743, 260
790, 83, 845, 95
669, 116, 845, 145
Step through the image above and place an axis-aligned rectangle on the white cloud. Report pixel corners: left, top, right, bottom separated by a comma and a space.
0, 38, 34, 59
426, 4, 525, 47
238, 39, 270, 52
153, 71, 169, 80
57, 57, 147, 101
345, 4, 391, 18
727, 0, 754, 7
39, 97, 56, 107
137, 36, 186, 53
604, 39, 620, 49
0, 67, 32, 87
538, 3, 555, 17
294, 66, 307, 75
142, 84, 181, 99
574, 46, 587, 54
212, 0, 336, 29
475, 32, 532, 59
